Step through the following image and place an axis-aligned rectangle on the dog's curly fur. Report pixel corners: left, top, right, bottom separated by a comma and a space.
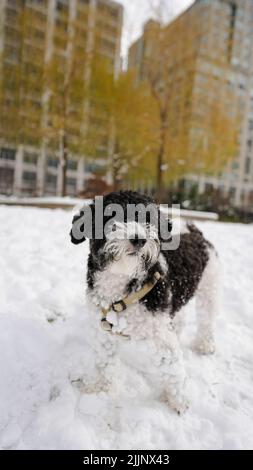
71, 191, 220, 414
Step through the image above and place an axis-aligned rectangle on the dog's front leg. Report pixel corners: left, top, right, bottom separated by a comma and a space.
71, 328, 116, 394
155, 329, 189, 415
89, 329, 117, 393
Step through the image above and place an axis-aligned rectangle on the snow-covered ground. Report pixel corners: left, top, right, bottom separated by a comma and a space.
0, 206, 252, 450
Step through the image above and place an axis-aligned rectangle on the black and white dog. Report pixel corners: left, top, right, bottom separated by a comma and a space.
71, 191, 220, 414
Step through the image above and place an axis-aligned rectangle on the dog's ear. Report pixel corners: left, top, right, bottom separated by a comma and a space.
70, 210, 86, 245
158, 208, 173, 241
167, 218, 173, 233
70, 202, 95, 245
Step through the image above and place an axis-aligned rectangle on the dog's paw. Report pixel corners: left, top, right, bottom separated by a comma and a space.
192, 337, 215, 355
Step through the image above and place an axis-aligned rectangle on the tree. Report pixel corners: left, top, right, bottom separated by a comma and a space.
44, 5, 91, 197
129, 1, 240, 201
0, 5, 45, 149
87, 60, 159, 190
0, 3, 89, 197
0, 0, 109, 197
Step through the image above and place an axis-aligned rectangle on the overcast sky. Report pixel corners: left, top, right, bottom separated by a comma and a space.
117, 0, 195, 58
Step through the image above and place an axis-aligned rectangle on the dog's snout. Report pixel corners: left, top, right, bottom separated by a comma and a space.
130, 236, 146, 249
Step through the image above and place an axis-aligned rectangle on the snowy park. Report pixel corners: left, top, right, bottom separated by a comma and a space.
0, 205, 253, 450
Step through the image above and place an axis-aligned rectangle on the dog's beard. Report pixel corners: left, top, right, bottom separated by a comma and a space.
103, 222, 160, 277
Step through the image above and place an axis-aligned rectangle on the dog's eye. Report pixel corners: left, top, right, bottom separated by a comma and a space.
112, 223, 117, 232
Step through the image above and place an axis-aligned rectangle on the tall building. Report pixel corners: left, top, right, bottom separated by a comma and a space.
0, 0, 123, 196
128, 0, 253, 209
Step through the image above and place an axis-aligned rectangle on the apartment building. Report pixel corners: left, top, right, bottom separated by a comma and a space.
0, 0, 123, 196
128, 0, 253, 209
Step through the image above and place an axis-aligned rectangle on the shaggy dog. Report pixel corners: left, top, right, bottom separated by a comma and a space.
71, 191, 220, 414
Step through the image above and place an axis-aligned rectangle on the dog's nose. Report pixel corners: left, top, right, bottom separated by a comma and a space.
130, 236, 146, 249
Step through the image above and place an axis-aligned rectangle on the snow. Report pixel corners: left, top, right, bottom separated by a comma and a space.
0, 205, 252, 450
162, 206, 219, 221
0, 195, 91, 207
0, 195, 218, 221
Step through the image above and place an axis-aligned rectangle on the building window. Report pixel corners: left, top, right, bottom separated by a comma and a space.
23, 152, 38, 165
100, 37, 115, 54
109, 7, 119, 19
227, 2, 237, 62
67, 177, 76, 186
6, 0, 19, 8
47, 157, 58, 168
229, 187, 236, 199
5, 8, 18, 23
85, 162, 101, 173
56, 18, 68, 32
34, 29, 46, 41
4, 44, 19, 62
0, 168, 14, 195
56, 0, 68, 13
45, 173, 57, 195
22, 171, 37, 189
66, 177, 76, 196
46, 173, 57, 185
27, 0, 47, 5
0, 147, 16, 161
245, 157, 251, 175
67, 160, 78, 171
